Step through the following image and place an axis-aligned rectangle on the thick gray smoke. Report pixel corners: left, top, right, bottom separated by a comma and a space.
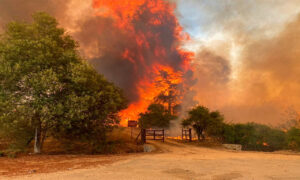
175, 0, 300, 124
2, 0, 300, 125
0, 0, 191, 104
74, 0, 190, 103
0, 0, 70, 28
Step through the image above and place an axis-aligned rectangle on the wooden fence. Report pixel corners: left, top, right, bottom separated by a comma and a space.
141, 129, 164, 143
182, 128, 192, 141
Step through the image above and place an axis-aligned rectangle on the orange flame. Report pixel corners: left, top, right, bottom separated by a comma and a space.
263, 142, 269, 146
118, 64, 184, 125
93, 0, 193, 126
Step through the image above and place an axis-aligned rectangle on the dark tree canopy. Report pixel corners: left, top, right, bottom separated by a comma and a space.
182, 105, 224, 141
139, 103, 176, 129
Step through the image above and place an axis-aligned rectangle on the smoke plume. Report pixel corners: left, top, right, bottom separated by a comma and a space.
0, 0, 70, 27
176, 0, 300, 124
2, 0, 300, 125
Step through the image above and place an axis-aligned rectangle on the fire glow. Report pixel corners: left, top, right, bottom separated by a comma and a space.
92, 0, 193, 126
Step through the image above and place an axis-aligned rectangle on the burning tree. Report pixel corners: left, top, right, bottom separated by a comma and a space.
154, 68, 183, 115
90, 0, 193, 125
138, 67, 186, 129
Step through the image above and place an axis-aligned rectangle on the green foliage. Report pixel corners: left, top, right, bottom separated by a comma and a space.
206, 111, 225, 138
182, 105, 224, 141
287, 128, 300, 151
51, 62, 127, 144
182, 105, 289, 152
0, 112, 35, 150
0, 12, 127, 152
139, 103, 176, 129
223, 123, 287, 151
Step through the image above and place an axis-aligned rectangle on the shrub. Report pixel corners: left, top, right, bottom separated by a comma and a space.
287, 128, 300, 151
223, 123, 287, 151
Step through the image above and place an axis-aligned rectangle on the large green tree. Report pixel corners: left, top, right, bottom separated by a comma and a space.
0, 12, 126, 153
182, 105, 224, 141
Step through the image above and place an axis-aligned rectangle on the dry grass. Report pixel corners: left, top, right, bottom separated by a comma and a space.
0, 127, 143, 156
0, 127, 144, 177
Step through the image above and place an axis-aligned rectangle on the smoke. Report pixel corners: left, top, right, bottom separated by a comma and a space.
0, 0, 193, 124
175, 0, 300, 124
77, 0, 192, 106
2, 0, 300, 125
192, 49, 231, 107
74, 15, 141, 101
0, 0, 70, 27
232, 14, 300, 124
0, 0, 189, 101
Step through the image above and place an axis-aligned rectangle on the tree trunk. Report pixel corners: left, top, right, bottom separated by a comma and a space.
196, 128, 203, 142
201, 133, 206, 141
40, 128, 47, 151
196, 128, 201, 142
168, 90, 173, 115
197, 133, 201, 142
34, 125, 42, 154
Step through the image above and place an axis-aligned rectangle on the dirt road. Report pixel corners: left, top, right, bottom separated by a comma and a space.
4, 140, 300, 180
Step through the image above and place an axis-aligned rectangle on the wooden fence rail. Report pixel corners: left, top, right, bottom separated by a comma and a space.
141, 129, 164, 143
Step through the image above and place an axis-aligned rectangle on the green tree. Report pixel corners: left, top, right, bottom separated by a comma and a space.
287, 128, 300, 151
182, 105, 224, 141
0, 12, 126, 153
138, 103, 176, 129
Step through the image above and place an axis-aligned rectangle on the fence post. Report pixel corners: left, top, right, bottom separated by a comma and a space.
141, 129, 146, 144
181, 128, 183, 140
154, 130, 156, 140
162, 129, 165, 142
189, 128, 192, 142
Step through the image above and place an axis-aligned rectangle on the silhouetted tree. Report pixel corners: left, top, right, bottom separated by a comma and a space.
182, 106, 224, 141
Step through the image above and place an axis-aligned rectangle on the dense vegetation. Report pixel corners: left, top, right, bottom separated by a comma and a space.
182, 106, 224, 141
182, 105, 300, 152
222, 123, 287, 151
0, 12, 299, 156
138, 103, 176, 129
0, 12, 127, 154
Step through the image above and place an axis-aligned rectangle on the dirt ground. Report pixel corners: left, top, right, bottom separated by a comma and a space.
2, 140, 300, 180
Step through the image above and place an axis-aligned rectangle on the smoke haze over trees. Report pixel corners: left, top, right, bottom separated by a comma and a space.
1, 0, 300, 125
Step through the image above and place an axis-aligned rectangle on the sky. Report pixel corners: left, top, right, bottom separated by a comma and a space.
172, 0, 300, 125
1, 0, 300, 125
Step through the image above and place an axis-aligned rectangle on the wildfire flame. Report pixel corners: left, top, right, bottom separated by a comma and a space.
93, 0, 193, 126
119, 64, 185, 125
